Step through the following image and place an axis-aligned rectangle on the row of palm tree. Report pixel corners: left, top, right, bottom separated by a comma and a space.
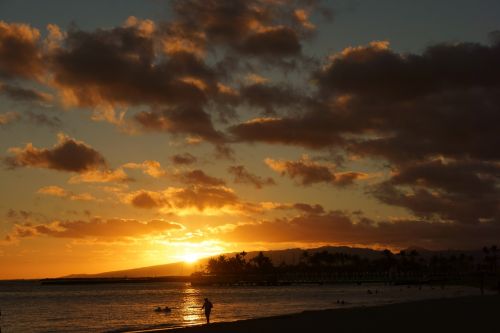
482, 245, 498, 272
202, 246, 499, 276
206, 251, 274, 275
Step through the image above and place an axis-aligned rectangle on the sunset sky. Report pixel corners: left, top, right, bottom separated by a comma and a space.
1, 0, 500, 279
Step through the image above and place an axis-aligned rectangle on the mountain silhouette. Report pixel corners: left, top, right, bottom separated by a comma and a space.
64, 245, 486, 278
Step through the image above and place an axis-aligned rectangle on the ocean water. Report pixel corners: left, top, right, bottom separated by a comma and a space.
0, 281, 482, 332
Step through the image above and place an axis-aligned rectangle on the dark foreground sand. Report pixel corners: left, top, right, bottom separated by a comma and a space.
133, 295, 500, 333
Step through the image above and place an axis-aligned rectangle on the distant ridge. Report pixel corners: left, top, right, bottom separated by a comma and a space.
64, 261, 199, 278
64, 245, 485, 278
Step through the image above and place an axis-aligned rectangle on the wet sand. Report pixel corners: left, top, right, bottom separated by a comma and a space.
132, 294, 499, 333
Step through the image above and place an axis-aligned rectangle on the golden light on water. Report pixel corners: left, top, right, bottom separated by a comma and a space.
181, 285, 203, 323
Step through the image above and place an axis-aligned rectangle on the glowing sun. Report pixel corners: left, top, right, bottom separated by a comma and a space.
181, 253, 201, 263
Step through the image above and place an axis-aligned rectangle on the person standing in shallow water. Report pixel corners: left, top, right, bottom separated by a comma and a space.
201, 298, 213, 324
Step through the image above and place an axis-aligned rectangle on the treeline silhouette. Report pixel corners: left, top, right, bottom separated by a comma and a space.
191, 246, 499, 289
203, 246, 498, 275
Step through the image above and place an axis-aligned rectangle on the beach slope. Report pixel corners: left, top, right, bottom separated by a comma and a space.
137, 295, 499, 333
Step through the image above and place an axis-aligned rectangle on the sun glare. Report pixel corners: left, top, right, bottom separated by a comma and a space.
181, 253, 200, 263
169, 240, 226, 265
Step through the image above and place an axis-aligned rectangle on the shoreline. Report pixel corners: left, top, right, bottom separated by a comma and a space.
127, 294, 500, 333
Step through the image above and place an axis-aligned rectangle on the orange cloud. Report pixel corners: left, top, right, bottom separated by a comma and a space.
165, 185, 238, 212
161, 22, 206, 57
178, 76, 208, 91
0, 111, 20, 125
293, 9, 315, 30
126, 185, 251, 216
162, 35, 205, 58
37, 185, 96, 201
122, 160, 167, 178
245, 73, 269, 84
45, 23, 64, 51
5, 218, 183, 241
123, 16, 155, 37
68, 168, 131, 184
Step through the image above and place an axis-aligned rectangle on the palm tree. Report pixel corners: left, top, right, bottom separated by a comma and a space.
301, 251, 309, 264
250, 252, 273, 273
409, 250, 419, 272
382, 249, 394, 271
398, 250, 407, 272
490, 245, 498, 273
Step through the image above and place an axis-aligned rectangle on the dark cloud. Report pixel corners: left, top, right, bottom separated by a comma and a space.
315, 41, 500, 99
372, 159, 500, 225
292, 203, 325, 215
0, 3, 325, 150
180, 169, 226, 186
171, 0, 259, 45
35, 1, 324, 143
4, 133, 106, 172
231, 39, 500, 229
0, 110, 61, 129
228, 165, 275, 189
240, 82, 308, 114
0, 2, 326, 147
25, 111, 62, 128
0, 21, 43, 79
170, 0, 315, 58
348, 89, 500, 163
171, 153, 197, 165
224, 210, 500, 250
266, 157, 332, 185
48, 23, 228, 144
50, 26, 215, 107
313, 41, 500, 225
232, 41, 500, 155
130, 191, 165, 209
265, 156, 366, 186
6, 209, 33, 220
134, 105, 225, 144
0, 82, 52, 103
229, 111, 344, 148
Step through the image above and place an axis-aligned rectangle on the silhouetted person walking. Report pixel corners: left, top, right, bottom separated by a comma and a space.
201, 298, 213, 324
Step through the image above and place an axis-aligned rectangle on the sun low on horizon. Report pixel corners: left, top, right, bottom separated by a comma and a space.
181, 254, 200, 264
1, 0, 500, 280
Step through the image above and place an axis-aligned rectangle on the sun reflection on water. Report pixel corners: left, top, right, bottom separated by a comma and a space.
181, 284, 203, 323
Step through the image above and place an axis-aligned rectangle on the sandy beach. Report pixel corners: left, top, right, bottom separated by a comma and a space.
130, 295, 499, 333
